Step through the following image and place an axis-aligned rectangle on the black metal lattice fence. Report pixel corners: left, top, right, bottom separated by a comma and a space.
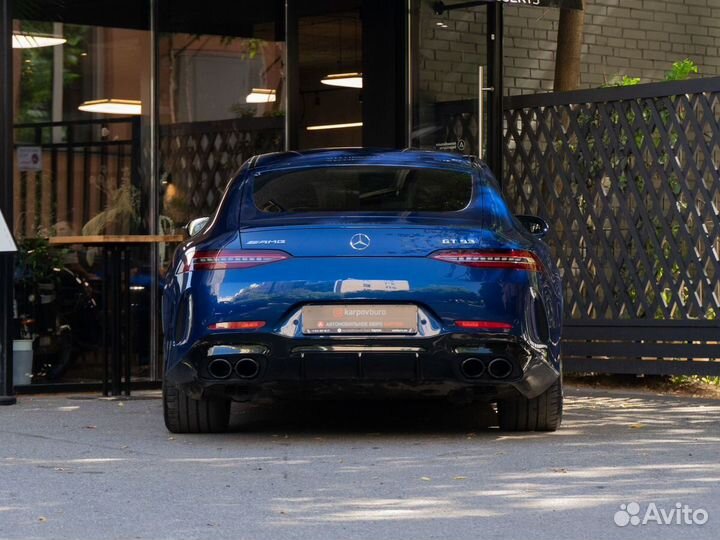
159, 117, 284, 223
503, 77, 720, 375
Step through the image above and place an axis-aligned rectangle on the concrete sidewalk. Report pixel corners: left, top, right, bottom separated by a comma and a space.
1, 387, 718, 540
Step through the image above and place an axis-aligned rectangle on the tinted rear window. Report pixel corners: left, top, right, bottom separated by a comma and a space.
252, 166, 472, 213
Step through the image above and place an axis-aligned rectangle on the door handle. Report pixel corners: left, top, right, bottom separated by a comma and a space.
478, 66, 495, 159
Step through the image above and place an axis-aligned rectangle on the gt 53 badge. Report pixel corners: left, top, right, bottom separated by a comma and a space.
441, 238, 478, 244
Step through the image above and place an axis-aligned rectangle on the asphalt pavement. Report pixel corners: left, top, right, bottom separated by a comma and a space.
1, 386, 718, 540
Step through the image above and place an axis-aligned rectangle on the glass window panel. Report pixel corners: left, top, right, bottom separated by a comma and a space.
158, 3, 287, 230
253, 167, 472, 213
12, 3, 153, 386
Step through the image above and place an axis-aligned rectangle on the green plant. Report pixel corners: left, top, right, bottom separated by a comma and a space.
15, 22, 89, 137
13, 236, 67, 341
602, 74, 641, 88
670, 375, 720, 387
14, 236, 65, 285
601, 59, 698, 90
665, 59, 698, 81
229, 104, 257, 118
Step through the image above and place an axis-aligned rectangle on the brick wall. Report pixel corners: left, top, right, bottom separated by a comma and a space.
418, 0, 720, 98
416, 4, 488, 102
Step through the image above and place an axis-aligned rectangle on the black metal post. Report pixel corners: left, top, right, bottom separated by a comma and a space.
285, 0, 299, 150
486, 1, 504, 181
111, 247, 121, 396
149, 0, 162, 383
362, 0, 406, 148
65, 124, 74, 223
0, 0, 15, 406
102, 248, 109, 396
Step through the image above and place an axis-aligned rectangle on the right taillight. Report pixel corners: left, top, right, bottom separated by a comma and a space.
182, 249, 290, 272
430, 249, 541, 272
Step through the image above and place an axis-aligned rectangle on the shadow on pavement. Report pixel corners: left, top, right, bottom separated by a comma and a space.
229, 398, 499, 434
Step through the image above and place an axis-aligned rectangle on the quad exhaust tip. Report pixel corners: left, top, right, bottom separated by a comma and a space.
488, 357, 513, 379
207, 358, 233, 379
235, 357, 260, 379
460, 357, 485, 378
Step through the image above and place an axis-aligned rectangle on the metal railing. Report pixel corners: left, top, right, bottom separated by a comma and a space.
13, 117, 139, 237
13, 116, 286, 235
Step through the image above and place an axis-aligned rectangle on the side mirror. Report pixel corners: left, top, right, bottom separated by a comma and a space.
186, 217, 210, 237
516, 215, 549, 238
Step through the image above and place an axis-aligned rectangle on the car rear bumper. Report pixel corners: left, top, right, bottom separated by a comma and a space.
164, 332, 560, 402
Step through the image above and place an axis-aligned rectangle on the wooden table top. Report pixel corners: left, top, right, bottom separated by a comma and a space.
49, 234, 185, 246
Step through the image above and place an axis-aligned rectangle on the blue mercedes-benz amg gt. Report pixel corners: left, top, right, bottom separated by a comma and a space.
162, 149, 563, 433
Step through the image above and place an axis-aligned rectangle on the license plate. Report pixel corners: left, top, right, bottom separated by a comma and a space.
302, 305, 418, 335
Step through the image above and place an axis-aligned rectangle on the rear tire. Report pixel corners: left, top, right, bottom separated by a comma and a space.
497, 378, 563, 432
163, 382, 231, 433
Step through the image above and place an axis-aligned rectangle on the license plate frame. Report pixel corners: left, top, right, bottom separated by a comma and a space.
301, 305, 418, 335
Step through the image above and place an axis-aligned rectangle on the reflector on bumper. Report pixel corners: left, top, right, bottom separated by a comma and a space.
208, 321, 266, 330
455, 321, 512, 330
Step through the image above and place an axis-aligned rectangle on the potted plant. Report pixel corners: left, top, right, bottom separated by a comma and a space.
13, 236, 66, 384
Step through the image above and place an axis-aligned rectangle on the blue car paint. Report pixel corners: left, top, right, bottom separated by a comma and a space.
162, 149, 562, 401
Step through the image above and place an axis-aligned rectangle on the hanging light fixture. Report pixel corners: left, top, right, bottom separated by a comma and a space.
320, 16, 362, 89
12, 32, 67, 48
246, 88, 277, 103
320, 72, 363, 89
78, 99, 142, 115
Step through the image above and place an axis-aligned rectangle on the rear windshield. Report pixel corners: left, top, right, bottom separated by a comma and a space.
252, 166, 472, 213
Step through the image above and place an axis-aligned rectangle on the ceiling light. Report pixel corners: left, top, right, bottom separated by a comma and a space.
306, 122, 363, 131
246, 88, 276, 103
78, 99, 142, 115
320, 72, 363, 89
12, 32, 67, 48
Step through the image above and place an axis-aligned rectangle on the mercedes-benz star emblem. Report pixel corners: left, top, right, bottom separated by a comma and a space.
349, 233, 371, 251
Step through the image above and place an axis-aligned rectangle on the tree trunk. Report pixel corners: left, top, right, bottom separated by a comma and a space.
554, 1, 585, 92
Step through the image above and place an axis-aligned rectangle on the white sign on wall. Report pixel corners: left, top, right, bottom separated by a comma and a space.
0, 210, 16, 253
17, 146, 43, 172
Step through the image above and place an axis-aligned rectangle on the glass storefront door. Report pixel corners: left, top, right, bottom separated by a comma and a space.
409, 0, 495, 161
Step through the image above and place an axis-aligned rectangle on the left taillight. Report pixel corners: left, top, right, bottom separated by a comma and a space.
181, 250, 290, 272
